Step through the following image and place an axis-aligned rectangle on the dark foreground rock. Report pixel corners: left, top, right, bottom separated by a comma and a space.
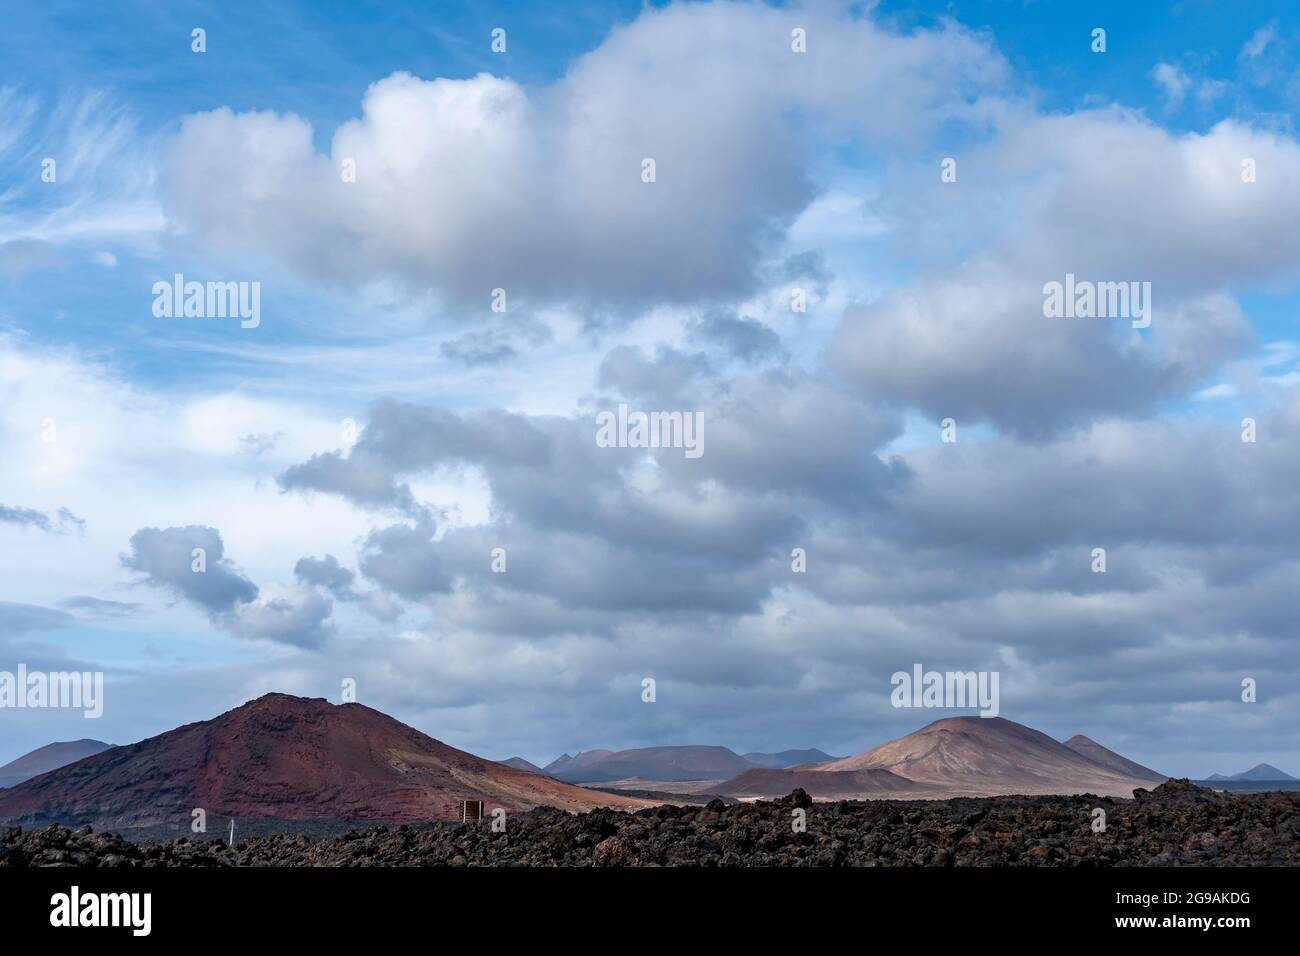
2, 781, 1296, 867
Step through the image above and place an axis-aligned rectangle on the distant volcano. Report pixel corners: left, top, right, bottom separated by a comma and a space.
1207, 763, 1298, 782
0, 694, 649, 828
814, 717, 1165, 796
545, 745, 753, 782
714, 717, 1167, 800
0, 739, 114, 789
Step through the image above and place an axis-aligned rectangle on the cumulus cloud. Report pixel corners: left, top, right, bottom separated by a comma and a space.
295, 553, 403, 623
122, 525, 331, 647
687, 310, 787, 364
828, 110, 1300, 436
276, 373, 902, 619
293, 554, 356, 598
159, 4, 1008, 311
831, 265, 1251, 438
122, 525, 259, 613
229, 590, 333, 649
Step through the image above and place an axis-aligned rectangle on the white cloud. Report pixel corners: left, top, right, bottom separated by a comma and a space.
159, 4, 1009, 311
1152, 62, 1191, 108
0, 336, 374, 618
1241, 22, 1278, 60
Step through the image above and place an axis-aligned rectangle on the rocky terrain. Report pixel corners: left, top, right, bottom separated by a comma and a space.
3, 780, 1295, 867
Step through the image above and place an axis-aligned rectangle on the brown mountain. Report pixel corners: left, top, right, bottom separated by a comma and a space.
814, 716, 1159, 797
544, 745, 753, 782
0, 739, 114, 789
0, 693, 650, 828
1063, 735, 1167, 783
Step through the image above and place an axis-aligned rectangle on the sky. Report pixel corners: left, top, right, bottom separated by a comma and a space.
2, 0, 1299, 778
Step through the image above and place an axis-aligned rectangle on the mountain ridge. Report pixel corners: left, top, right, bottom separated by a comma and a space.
545, 745, 752, 782
0, 694, 649, 828
784, 716, 1162, 798
1061, 734, 1167, 783
742, 748, 840, 768
1207, 762, 1297, 781
0, 739, 114, 789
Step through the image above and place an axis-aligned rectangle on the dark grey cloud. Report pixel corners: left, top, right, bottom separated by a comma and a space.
122, 525, 259, 613
122, 526, 331, 648
229, 591, 333, 649
294, 554, 356, 599
357, 522, 454, 602
280, 400, 554, 519
767, 249, 832, 299
279, 447, 422, 515
278, 374, 903, 621
597, 345, 714, 405
431, 525, 785, 618
830, 267, 1253, 440
440, 314, 553, 367
687, 310, 786, 364
295, 554, 402, 623
871, 410, 1300, 558
665, 371, 904, 508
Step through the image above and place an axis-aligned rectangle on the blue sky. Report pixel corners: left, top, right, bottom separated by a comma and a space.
2, 1, 1300, 778
5, 0, 1299, 391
